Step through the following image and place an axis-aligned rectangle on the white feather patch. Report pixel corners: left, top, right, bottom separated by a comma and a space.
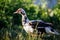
23, 23, 34, 33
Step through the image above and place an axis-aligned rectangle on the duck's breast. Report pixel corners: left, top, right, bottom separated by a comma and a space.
23, 23, 34, 33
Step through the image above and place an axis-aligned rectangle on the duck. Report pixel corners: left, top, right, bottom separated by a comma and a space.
14, 8, 59, 36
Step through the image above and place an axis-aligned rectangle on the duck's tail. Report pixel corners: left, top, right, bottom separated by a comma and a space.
45, 27, 60, 35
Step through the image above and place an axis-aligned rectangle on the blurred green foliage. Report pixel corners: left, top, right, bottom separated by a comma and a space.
0, 0, 60, 40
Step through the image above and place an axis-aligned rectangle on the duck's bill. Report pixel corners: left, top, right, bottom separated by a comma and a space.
14, 12, 17, 14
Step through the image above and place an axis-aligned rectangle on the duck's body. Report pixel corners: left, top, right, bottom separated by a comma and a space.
14, 8, 59, 36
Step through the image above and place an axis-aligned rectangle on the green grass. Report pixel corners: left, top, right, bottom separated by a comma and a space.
0, 26, 60, 40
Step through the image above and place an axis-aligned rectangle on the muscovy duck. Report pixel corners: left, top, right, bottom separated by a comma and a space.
14, 8, 59, 36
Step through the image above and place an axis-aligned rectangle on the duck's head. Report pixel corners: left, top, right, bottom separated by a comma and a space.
14, 8, 26, 15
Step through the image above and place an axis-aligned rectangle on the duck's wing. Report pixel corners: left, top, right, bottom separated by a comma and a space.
29, 20, 53, 26
29, 20, 53, 28
37, 20, 53, 26
29, 20, 38, 29
29, 20, 44, 25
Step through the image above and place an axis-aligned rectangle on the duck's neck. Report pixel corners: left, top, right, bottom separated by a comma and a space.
22, 15, 29, 26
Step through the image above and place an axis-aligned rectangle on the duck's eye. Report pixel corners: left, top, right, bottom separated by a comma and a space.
21, 12, 25, 15
22, 11, 25, 13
